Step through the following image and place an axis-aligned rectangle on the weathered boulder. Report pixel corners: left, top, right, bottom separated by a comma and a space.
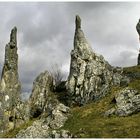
105, 87, 140, 116
29, 70, 53, 118
66, 15, 123, 106
0, 27, 22, 132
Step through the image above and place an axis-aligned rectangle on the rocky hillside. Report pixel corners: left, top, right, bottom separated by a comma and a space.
0, 16, 140, 138
61, 66, 140, 138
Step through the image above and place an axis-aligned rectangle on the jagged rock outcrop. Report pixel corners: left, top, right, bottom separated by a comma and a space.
105, 87, 140, 117
0, 27, 23, 132
29, 71, 53, 118
16, 103, 71, 138
66, 15, 123, 106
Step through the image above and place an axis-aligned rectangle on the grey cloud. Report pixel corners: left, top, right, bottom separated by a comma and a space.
0, 2, 140, 95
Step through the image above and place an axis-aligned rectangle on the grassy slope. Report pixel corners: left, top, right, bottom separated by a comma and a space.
62, 65, 140, 138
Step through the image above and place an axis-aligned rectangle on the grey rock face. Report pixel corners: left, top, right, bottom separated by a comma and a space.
105, 87, 140, 116
16, 103, 70, 138
0, 27, 22, 132
29, 71, 53, 118
66, 15, 123, 106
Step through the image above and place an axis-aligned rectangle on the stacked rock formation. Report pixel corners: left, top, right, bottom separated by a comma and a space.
0, 27, 22, 132
66, 15, 123, 106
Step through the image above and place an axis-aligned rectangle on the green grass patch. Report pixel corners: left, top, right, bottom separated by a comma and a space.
123, 65, 140, 74
128, 79, 140, 92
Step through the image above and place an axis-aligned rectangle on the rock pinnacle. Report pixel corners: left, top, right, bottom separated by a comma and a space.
0, 26, 21, 132
10, 26, 17, 48
75, 15, 81, 30
67, 15, 122, 106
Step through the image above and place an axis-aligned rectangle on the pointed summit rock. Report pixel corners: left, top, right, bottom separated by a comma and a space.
0, 27, 21, 132
74, 15, 92, 58
66, 15, 123, 106
75, 15, 81, 30
1, 26, 20, 95
9, 26, 17, 48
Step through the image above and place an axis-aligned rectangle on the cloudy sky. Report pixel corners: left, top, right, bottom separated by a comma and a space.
0, 2, 140, 96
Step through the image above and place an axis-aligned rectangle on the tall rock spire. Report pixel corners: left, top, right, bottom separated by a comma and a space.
136, 19, 140, 65
0, 27, 21, 133
10, 26, 17, 47
74, 15, 92, 59
66, 15, 123, 106
2, 26, 18, 77
75, 15, 81, 30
